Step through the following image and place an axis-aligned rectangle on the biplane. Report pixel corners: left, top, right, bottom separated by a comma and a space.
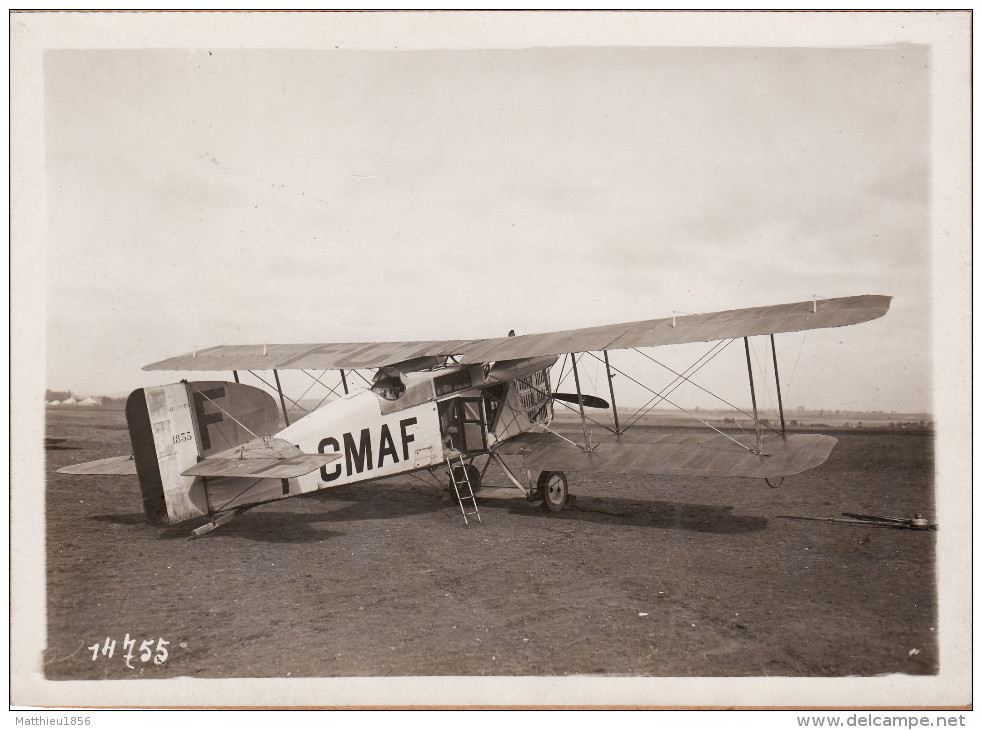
58, 295, 891, 536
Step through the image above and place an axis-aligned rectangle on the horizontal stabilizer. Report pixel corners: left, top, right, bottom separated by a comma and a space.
57, 454, 137, 476
495, 431, 837, 479
551, 392, 610, 409
180, 437, 341, 479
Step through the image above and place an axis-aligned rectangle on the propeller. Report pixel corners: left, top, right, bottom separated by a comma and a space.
551, 392, 610, 409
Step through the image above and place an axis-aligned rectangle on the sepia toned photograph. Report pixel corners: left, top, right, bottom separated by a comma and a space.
11, 11, 971, 709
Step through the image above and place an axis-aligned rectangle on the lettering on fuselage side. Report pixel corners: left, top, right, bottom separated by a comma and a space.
190, 386, 226, 450
317, 417, 419, 482
318, 436, 342, 481
344, 429, 373, 475
400, 417, 417, 461
378, 424, 399, 467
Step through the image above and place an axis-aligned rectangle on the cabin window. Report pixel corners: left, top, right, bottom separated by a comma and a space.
434, 370, 472, 397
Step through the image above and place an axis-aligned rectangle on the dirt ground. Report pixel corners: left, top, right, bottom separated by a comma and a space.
41, 406, 936, 680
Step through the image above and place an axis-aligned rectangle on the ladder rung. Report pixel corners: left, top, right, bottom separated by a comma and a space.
447, 455, 481, 525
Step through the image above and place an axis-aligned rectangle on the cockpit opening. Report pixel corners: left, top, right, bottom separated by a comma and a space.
371, 370, 406, 401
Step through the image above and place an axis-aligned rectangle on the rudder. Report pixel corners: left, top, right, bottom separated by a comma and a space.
125, 381, 280, 524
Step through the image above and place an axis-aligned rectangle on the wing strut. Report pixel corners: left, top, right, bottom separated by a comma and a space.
743, 338, 762, 453
770, 334, 787, 438
570, 354, 592, 450
340, 369, 349, 395
603, 350, 621, 435
273, 369, 290, 426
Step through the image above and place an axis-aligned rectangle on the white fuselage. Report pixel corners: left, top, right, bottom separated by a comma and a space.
201, 360, 555, 513
277, 389, 445, 494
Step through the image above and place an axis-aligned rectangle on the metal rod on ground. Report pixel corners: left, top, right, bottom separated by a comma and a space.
603, 349, 621, 435
777, 515, 936, 530
744, 337, 761, 452
273, 369, 290, 426
770, 334, 787, 438
340, 369, 349, 395
571, 353, 590, 450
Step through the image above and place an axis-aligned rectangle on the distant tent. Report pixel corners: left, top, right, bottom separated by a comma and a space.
61, 396, 78, 406
48, 400, 61, 406
78, 397, 99, 406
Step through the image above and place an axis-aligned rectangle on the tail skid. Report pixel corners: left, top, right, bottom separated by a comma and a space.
189, 506, 253, 539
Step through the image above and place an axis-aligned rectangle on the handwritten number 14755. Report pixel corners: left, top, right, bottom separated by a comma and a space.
88, 635, 169, 669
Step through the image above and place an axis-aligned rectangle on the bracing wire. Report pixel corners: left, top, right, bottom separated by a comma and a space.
246, 370, 309, 417
505, 373, 617, 439
187, 383, 263, 443
300, 369, 346, 412
670, 343, 710, 392
583, 352, 601, 398
749, 339, 776, 413
408, 469, 446, 490
212, 477, 267, 515
619, 345, 782, 438
587, 345, 777, 448
614, 340, 733, 431
785, 332, 808, 400
300, 368, 342, 401
553, 353, 571, 392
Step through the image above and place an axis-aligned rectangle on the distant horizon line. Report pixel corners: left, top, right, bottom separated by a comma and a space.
43, 389, 933, 420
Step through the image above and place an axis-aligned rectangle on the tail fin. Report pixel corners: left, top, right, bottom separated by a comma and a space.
125, 381, 279, 524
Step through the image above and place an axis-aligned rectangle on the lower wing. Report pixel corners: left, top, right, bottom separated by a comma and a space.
494, 431, 836, 479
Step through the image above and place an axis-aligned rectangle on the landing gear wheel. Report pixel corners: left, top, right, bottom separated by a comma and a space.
448, 464, 482, 494
537, 471, 568, 512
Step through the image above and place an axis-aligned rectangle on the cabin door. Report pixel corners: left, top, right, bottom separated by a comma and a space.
458, 397, 487, 453
439, 397, 487, 453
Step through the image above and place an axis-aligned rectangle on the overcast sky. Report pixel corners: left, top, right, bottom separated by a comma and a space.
45, 45, 932, 412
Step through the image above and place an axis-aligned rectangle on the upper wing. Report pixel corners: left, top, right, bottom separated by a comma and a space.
494, 431, 837, 479
144, 294, 890, 372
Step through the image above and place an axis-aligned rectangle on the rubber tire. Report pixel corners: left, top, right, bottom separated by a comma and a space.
537, 471, 568, 512
448, 464, 482, 494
